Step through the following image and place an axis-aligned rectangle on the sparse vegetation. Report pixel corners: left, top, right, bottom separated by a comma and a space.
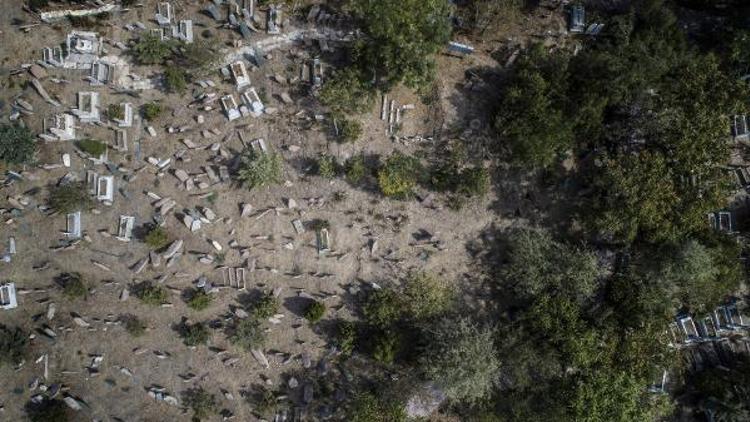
142, 102, 163, 121
132, 33, 172, 65
236, 150, 283, 190
304, 300, 326, 324
335, 117, 363, 143
183, 387, 218, 421
144, 225, 171, 249
319, 68, 375, 114
134, 282, 168, 306
178, 321, 210, 346
25, 398, 70, 422
186, 289, 213, 311
0, 124, 36, 165
77, 139, 107, 157
345, 155, 367, 184
316, 155, 337, 178
230, 318, 266, 351
163, 65, 188, 93
335, 320, 357, 357
108, 104, 125, 120
122, 314, 146, 337
250, 293, 280, 320
48, 183, 94, 213
0, 325, 28, 368
60, 272, 87, 299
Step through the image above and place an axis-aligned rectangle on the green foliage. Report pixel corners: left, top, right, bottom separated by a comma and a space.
685, 353, 750, 422
372, 330, 400, 364
319, 68, 375, 114
134, 282, 168, 306
142, 102, 163, 121
0, 325, 28, 368
25, 399, 70, 422
163, 65, 188, 93
250, 293, 280, 320
363, 288, 403, 329
60, 272, 87, 299
179, 321, 210, 346
186, 289, 213, 311
108, 103, 124, 120
132, 33, 172, 65
377, 152, 422, 198
347, 392, 407, 422
458, 166, 490, 197
122, 314, 146, 337
316, 155, 337, 178
335, 320, 357, 356
336, 118, 363, 143
236, 150, 283, 190
77, 139, 107, 157
0, 124, 36, 164
176, 39, 222, 75
402, 272, 453, 321
345, 155, 367, 184
250, 386, 279, 418
419, 317, 499, 403
304, 300, 326, 324
458, 0, 523, 35
350, 0, 452, 90
231, 318, 266, 351
48, 183, 93, 213
183, 387, 218, 421
144, 226, 171, 249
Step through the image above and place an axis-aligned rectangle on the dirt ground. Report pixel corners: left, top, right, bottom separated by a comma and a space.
0, 1, 571, 421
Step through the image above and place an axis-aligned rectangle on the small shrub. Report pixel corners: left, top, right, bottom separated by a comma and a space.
319, 68, 375, 114
134, 282, 168, 306
402, 272, 454, 321
142, 102, 162, 121
60, 273, 87, 299
304, 300, 326, 324
176, 40, 222, 75
251, 293, 280, 320
378, 152, 422, 198
184, 387, 218, 421
363, 288, 403, 328
317, 155, 337, 179
122, 314, 146, 337
336, 320, 357, 356
372, 330, 400, 364
336, 118, 362, 143
48, 183, 94, 213
163, 65, 188, 93
231, 318, 266, 351
458, 166, 490, 197
132, 33, 172, 65
178, 321, 210, 346
25, 398, 70, 422
77, 139, 107, 157
144, 226, 171, 249
186, 289, 213, 311
0, 325, 28, 368
236, 150, 283, 190
345, 155, 367, 184
251, 386, 279, 418
0, 124, 36, 164
348, 392, 407, 422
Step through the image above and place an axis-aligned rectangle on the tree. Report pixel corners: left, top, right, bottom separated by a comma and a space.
419, 317, 499, 403
320, 68, 375, 114
378, 152, 422, 198
0, 124, 36, 164
163, 65, 188, 93
183, 387, 218, 421
132, 33, 172, 65
350, 0, 452, 90
231, 318, 266, 351
0, 325, 28, 368
236, 150, 283, 190
48, 183, 94, 213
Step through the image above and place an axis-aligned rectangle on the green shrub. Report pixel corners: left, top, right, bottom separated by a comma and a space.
345, 155, 367, 184
372, 330, 400, 364
176, 40, 222, 75
134, 282, 168, 306
60, 273, 87, 299
348, 392, 407, 422
132, 33, 172, 65
231, 318, 266, 351
402, 272, 453, 321
122, 314, 146, 337
142, 102, 162, 121
336, 320, 357, 356
363, 288, 403, 328
0, 325, 28, 368
144, 226, 171, 249
304, 300, 326, 324
378, 152, 422, 198
251, 293, 280, 320
183, 387, 218, 421
163, 65, 188, 93
77, 139, 107, 157
319, 68, 375, 114
48, 183, 94, 213
0, 124, 36, 164
317, 155, 337, 178
179, 321, 210, 346
336, 118, 363, 143
251, 386, 279, 419
187, 289, 213, 311
25, 398, 70, 422
236, 150, 283, 190
458, 166, 490, 197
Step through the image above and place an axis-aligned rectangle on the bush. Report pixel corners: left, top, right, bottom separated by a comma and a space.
458, 166, 490, 197
372, 330, 400, 364
304, 300, 326, 324
25, 399, 70, 422
178, 321, 210, 346
183, 387, 218, 421
107, 104, 124, 120
251, 293, 280, 320
348, 392, 407, 422
337, 118, 363, 143
317, 155, 337, 178
345, 155, 367, 184
122, 314, 146, 337
144, 226, 171, 249
77, 139, 107, 157
142, 102, 163, 121
186, 289, 213, 311
0, 325, 28, 368
336, 320, 357, 356
251, 386, 279, 419
378, 152, 422, 198
176, 40, 222, 75
0, 124, 36, 164
402, 272, 453, 321
132, 33, 172, 65
134, 282, 168, 306
231, 318, 266, 351
48, 183, 94, 213
319, 68, 375, 114
60, 272, 87, 299
236, 150, 283, 190
363, 288, 403, 328
163, 65, 188, 93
